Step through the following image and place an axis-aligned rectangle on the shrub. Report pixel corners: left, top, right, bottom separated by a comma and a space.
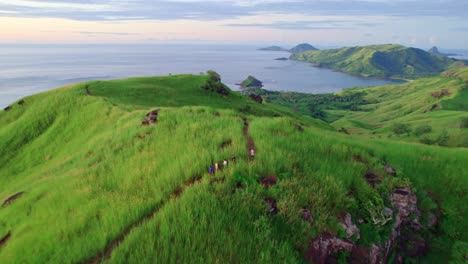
420, 136, 435, 145
460, 117, 468, 129
414, 125, 432, 136
392, 123, 411, 136
436, 130, 449, 146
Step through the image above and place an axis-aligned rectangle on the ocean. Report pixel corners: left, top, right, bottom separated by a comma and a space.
0, 44, 417, 108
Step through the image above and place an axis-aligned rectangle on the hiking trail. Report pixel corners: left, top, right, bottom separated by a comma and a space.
242, 117, 256, 160
84, 174, 203, 264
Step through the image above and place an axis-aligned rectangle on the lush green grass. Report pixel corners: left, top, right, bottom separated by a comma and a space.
248, 68, 468, 147
291, 44, 459, 79
0, 73, 467, 263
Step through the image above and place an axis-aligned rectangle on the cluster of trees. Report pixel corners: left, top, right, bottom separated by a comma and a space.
392, 123, 449, 146
202, 70, 230, 95
306, 92, 369, 120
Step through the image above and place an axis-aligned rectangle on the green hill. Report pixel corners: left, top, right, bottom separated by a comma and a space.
0, 73, 467, 263
244, 67, 468, 147
291, 44, 460, 79
289, 43, 318, 54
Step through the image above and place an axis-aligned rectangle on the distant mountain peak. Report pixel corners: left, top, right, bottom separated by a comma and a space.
428, 46, 440, 54
290, 43, 318, 54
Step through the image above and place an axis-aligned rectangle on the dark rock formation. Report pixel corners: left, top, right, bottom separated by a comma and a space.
384, 165, 397, 176
306, 186, 429, 263
340, 212, 360, 240
265, 197, 278, 215
306, 232, 354, 264
301, 209, 313, 222
249, 94, 263, 104
260, 175, 277, 188
142, 109, 159, 125
364, 171, 382, 187
4, 105, 12, 111
2, 192, 24, 207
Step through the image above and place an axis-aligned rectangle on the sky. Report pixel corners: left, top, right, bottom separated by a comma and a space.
0, 0, 467, 49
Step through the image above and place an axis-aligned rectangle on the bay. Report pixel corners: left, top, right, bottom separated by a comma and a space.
0, 44, 403, 108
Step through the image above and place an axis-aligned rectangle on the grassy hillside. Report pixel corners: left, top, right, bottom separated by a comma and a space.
0, 74, 467, 263
246, 68, 468, 147
291, 44, 460, 79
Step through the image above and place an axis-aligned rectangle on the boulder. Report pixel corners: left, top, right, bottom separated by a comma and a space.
142, 109, 160, 125
249, 94, 263, 104
340, 212, 360, 240
306, 232, 354, 264
384, 165, 397, 176
265, 198, 278, 215
260, 175, 277, 188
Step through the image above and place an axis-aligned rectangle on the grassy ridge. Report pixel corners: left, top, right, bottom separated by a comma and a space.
291, 44, 459, 79
0, 74, 467, 263
247, 68, 468, 147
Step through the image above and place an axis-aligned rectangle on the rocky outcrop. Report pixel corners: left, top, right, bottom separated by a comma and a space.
142, 110, 159, 125
340, 213, 360, 240
249, 94, 263, 104
306, 232, 354, 264
306, 186, 430, 263
384, 165, 397, 176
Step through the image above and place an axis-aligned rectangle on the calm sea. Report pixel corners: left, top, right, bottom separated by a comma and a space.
0, 44, 412, 108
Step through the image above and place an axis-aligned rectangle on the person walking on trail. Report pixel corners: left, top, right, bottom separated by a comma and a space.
215, 162, 219, 172
223, 159, 228, 168
250, 148, 255, 159
209, 166, 214, 175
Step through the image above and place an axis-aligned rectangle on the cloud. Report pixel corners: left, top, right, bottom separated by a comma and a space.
0, 0, 466, 21
225, 20, 357, 30
75, 31, 142, 36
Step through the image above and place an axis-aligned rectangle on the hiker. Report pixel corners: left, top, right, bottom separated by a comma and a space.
214, 162, 219, 172
223, 159, 228, 168
231, 155, 236, 163
209, 166, 214, 175
250, 148, 255, 159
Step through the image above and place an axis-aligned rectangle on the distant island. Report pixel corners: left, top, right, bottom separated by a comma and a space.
239, 75, 263, 89
258, 43, 319, 54
427, 46, 461, 57
291, 44, 460, 79
275, 57, 288, 61
258, 46, 289, 52
289, 43, 318, 54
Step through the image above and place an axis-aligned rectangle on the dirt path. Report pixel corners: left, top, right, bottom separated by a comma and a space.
84, 174, 203, 264
85, 85, 92, 96
0, 232, 11, 248
242, 117, 256, 160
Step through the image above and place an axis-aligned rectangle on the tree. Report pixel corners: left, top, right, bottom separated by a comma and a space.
392, 123, 411, 136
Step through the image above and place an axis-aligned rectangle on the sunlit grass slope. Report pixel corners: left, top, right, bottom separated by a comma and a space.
331, 67, 468, 147
0, 74, 466, 263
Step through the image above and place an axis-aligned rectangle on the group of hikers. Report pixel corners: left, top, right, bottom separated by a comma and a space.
209, 148, 255, 174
